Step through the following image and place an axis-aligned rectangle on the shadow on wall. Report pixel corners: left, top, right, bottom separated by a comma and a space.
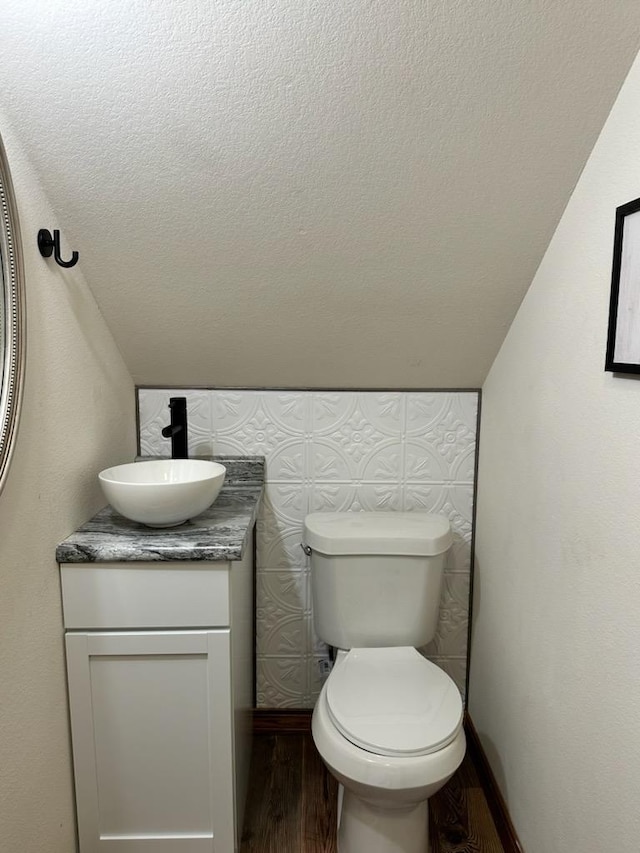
468, 556, 509, 797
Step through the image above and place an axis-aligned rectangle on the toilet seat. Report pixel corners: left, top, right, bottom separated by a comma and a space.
326, 647, 463, 757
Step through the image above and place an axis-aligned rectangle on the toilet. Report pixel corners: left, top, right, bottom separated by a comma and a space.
303, 511, 466, 853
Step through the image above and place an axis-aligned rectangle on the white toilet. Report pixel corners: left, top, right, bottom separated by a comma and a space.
303, 511, 466, 853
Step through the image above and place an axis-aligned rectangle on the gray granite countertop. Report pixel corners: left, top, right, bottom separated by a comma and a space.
56, 457, 264, 564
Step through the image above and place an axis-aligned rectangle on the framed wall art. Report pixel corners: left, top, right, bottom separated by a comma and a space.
605, 196, 640, 373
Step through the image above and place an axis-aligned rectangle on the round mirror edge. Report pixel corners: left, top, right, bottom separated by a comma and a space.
0, 129, 26, 497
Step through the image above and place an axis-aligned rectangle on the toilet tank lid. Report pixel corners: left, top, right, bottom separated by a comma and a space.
303, 511, 452, 556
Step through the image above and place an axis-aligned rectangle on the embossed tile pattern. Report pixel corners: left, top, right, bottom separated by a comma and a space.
138, 389, 479, 706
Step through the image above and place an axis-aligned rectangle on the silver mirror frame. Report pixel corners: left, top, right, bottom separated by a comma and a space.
0, 131, 25, 495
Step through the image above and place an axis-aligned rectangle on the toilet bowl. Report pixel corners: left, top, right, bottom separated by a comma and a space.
312, 647, 465, 853
303, 510, 466, 853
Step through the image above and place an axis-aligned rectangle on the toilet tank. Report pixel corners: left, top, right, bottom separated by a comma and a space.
303, 511, 452, 650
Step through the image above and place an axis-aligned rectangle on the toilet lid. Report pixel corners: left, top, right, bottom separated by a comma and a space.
326, 647, 463, 757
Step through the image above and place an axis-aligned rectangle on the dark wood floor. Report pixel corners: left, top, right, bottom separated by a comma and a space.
240, 734, 505, 853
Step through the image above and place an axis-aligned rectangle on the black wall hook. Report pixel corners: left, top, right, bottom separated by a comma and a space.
37, 229, 79, 268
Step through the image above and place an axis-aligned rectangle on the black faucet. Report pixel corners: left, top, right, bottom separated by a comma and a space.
161, 397, 188, 459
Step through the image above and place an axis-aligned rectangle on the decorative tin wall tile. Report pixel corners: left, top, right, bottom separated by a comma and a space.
312, 393, 357, 434
450, 445, 476, 482
403, 443, 449, 481
139, 389, 213, 458
405, 393, 453, 433
447, 536, 472, 572
256, 656, 307, 708
423, 574, 471, 658
256, 572, 306, 656
425, 409, 475, 468
138, 388, 479, 708
453, 393, 479, 432
308, 481, 347, 512
262, 392, 309, 433
310, 437, 403, 482
138, 388, 168, 456
309, 482, 403, 513
256, 483, 308, 570
403, 482, 439, 512
267, 440, 306, 481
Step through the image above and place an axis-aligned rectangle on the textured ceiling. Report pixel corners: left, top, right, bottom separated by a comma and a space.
2, 1, 640, 388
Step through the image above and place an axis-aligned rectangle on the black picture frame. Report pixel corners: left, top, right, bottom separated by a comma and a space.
605, 196, 640, 373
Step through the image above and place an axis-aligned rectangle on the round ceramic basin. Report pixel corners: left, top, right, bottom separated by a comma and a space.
98, 459, 226, 527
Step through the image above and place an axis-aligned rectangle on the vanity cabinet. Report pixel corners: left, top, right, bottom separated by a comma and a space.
60, 533, 254, 853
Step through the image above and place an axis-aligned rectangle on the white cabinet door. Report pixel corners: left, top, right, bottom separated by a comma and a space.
66, 631, 235, 853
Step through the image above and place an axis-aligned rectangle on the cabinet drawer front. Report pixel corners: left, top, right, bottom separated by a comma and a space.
60, 562, 230, 629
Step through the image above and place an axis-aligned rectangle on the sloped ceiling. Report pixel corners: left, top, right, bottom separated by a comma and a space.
2, 1, 640, 388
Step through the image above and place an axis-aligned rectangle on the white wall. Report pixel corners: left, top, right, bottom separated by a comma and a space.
470, 55, 640, 852
0, 121, 136, 852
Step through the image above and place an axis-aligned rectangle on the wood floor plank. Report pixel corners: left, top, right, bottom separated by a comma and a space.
455, 752, 482, 789
430, 766, 477, 853
430, 763, 503, 853
240, 734, 304, 852
466, 790, 504, 853
301, 735, 338, 852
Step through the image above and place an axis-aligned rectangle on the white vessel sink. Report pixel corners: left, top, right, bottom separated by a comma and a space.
99, 459, 226, 527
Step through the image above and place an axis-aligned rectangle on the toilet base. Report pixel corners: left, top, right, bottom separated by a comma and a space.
337, 783, 429, 853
